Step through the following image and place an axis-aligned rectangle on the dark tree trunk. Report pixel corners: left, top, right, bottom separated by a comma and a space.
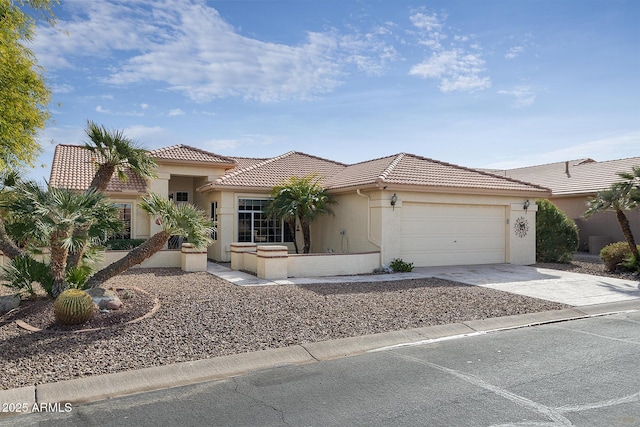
89, 164, 116, 192
287, 218, 299, 254
300, 218, 311, 254
68, 164, 115, 270
86, 231, 171, 288
0, 216, 23, 259
616, 209, 640, 261
50, 231, 70, 298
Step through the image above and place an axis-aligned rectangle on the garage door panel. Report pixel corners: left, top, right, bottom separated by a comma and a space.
401, 203, 505, 266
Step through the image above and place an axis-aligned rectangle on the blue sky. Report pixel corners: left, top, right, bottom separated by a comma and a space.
26, 0, 639, 182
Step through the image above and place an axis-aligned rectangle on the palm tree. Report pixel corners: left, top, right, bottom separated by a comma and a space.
617, 166, 640, 205
0, 170, 25, 259
5, 182, 119, 297
85, 193, 214, 288
585, 171, 640, 268
265, 175, 336, 254
66, 121, 158, 269
84, 120, 157, 192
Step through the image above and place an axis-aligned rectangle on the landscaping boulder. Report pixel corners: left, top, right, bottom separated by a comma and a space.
86, 288, 122, 310
0, 295, 20, 315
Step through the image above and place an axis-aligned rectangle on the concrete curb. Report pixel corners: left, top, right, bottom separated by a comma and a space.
2, 300, 639, 417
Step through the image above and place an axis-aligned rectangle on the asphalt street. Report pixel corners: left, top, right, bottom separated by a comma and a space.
4, 311, 639, 427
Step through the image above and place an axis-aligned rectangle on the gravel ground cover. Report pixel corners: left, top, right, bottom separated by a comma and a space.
0, 255, 626, 390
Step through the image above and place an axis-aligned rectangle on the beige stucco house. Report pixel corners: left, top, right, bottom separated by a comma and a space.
50, 144, 550, 269
492, 158, 640, 254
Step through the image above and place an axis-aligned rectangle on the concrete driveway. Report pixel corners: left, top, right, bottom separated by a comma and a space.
210, 262, 640, 307
415, 263, 640, 306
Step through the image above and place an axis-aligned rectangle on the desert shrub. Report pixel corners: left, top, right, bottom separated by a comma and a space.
104, 238, 146, 250
390, 258, 414, 272
600, 242, 640, 272
536, 199, 579, 263
65, 265, 94, 290
1, 255, 52, 298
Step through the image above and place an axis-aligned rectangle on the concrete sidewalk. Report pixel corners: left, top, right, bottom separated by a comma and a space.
2, 262, 639, 417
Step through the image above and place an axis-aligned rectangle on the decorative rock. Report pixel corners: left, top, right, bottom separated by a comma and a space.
0, 294, 20, 315
86, 288, 123, 311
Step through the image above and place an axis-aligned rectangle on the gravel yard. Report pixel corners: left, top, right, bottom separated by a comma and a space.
0, 255, 625, 390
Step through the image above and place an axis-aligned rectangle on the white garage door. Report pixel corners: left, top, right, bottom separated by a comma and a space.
400, 203, 506, 266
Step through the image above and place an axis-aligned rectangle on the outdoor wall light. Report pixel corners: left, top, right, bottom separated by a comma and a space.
391, 193, 398, 210
523, 199, 530, 212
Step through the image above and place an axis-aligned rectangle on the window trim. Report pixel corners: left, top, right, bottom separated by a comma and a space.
237, 197, 292, 243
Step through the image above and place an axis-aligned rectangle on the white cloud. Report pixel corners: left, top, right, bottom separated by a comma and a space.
51, 83, 74, 94
95, 105, 145, 117
408, 10, 490, 93
498, 86, 536, 107
122, 125, 172, 148
505, 46, 524, 59
34, 0, 398, 103
410, 50, 491, 92
168, 108, 185, 116
485, 131, 640, 169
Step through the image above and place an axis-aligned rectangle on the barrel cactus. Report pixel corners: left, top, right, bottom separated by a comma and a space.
53, 289, 95, 325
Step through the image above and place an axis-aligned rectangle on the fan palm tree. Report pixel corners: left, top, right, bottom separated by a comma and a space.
0, 170, 24, 259
85, 193, 214, 288
5, 181, 119, 297
66, 121, 158, 269
84, 120, 157, 192
265, 175, 336, 254
617, 166, 640, 205
586, 170, 640, 267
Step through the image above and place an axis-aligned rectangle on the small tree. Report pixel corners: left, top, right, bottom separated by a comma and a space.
66, 121, 158, 269
265, 175, 336, 254
0, 0, 57, 172
2, 181, 119, 296
585, 168, 640, 270
536, 199, 579, 263
85, 193, 214, 288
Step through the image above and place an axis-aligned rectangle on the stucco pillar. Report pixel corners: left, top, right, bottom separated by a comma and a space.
256, 245, 288, 280
147, 173, 170, 236
230, 242, 257, 271
508, 202, 538, 265
181, 243, 208, 272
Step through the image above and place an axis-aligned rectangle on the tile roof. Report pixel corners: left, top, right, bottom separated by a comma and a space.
211, 151, 346, 189
49, 144, 148, 193
150, 144, 236, 165
493, 157, 640, 195
50, 144, 550, 195
324, 153, 550, 193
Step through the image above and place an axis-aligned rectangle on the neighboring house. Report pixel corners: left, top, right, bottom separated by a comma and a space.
50, 144, 550, 267
491, 158, 640, 253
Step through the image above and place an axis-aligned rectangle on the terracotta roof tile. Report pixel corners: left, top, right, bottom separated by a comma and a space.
150, 145, 236, 165
496, 158, 640, 195
49, 144, 147, 193
50, 144, 551, 195
324, 153, 549, 193
213, 152, 346, 188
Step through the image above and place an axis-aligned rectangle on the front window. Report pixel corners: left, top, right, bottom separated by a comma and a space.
237, 198, 292, 243
112, 203, 132, 239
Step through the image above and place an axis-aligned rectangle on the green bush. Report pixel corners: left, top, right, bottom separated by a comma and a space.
600, 242, 640, 272
65, 265, 94, 290
536, 199, 579, 263
390, 258, 414, 272
104, 238, 146, 250
1, 255, 53, 298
